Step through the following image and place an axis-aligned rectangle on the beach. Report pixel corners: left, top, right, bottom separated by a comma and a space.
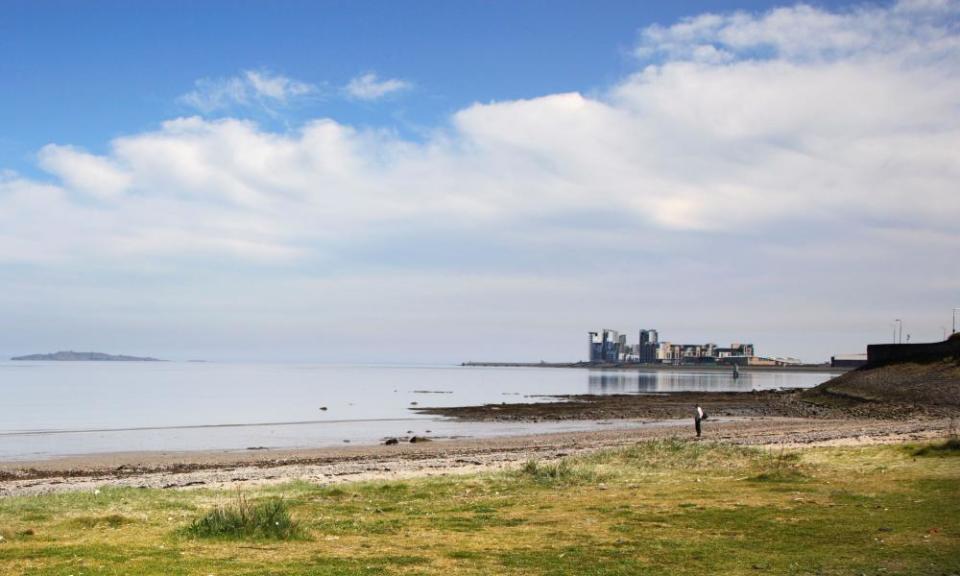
2, 358, 956, 499
2, 416, 952, 497
3, 360, 957, 497
2, 362, 957, 575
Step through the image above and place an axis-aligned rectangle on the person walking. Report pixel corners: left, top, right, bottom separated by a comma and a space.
694, 404, 706, 438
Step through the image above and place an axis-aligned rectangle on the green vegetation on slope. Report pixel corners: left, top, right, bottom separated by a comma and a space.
1, 439, 958, 575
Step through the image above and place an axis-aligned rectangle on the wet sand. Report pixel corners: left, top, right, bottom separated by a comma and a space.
1, 416, 952, 498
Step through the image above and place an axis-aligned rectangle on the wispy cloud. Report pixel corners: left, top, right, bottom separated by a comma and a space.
635, 0, 960, 64
344, 72, 411, 101
180, 70, 316, 113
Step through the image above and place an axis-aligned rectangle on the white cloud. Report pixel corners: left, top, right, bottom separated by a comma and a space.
37, 145, 131, 199
636, 0, 960, 64
179, 70, 316, 113
344, 72, 411, 100
244, 70, 313, 100
5, 1, 959, 262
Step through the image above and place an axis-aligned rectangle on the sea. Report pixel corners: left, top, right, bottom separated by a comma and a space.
0, 362, 839, 461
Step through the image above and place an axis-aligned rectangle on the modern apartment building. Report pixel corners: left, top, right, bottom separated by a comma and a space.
588, 328, 757, 365
588, 329, 624, 363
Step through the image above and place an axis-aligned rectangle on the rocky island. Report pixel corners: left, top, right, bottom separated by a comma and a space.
10, 351, 162, 361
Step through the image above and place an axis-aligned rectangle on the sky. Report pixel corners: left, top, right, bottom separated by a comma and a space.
0, 0, 958, 363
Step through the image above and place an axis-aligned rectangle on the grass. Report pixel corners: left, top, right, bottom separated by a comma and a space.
0, 439, 957, 575
183, 490, 301, 540
911, 437, 960, 457
67, 514, 134, 529
516, 458, 599, 485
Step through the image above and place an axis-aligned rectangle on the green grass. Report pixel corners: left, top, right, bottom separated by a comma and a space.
516, 458, 599, 485
748, 468, 808, 483
0, 439, 957, 575
184, 492, 302, 540
67, 514, 135, 529
911, 437, 960, 457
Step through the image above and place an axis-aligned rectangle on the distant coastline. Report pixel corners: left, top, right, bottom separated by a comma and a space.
461, 361, 847, 373
10, 351, 162, 362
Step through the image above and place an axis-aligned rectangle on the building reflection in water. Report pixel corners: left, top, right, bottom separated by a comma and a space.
586, 369, 832, 394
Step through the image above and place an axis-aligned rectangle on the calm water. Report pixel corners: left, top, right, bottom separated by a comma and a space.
0, 362, 838, 460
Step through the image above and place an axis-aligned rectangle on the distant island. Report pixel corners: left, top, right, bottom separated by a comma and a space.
10, 351, 162, 361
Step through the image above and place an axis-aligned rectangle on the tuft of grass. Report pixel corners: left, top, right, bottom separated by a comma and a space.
184, 491, 301, 540
68, 514, 134, 529
911, 437, 960, 457
748, 443, 809, 482
0, 529, 35, 543
446, 550, 484, 560
585, 438, 764, 471
748, 468, 808, 483
517, 459, 597, 485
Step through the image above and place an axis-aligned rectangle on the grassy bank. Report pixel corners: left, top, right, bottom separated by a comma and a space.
1, 439, 958, 575
802, 359, 960, 411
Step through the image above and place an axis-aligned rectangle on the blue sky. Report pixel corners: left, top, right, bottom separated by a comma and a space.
2, 0, 860, 171
0, 0, 957, 362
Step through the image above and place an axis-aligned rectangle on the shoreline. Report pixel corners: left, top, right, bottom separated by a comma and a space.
3, 359, 955, 498
461, 361, 848, 373
411, 387, 952, 422
1, 416, 951, 498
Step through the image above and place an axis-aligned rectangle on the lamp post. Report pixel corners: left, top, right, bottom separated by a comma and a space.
895, 319, 902, 344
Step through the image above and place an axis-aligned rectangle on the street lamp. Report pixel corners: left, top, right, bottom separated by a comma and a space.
895, 319, 902, 344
